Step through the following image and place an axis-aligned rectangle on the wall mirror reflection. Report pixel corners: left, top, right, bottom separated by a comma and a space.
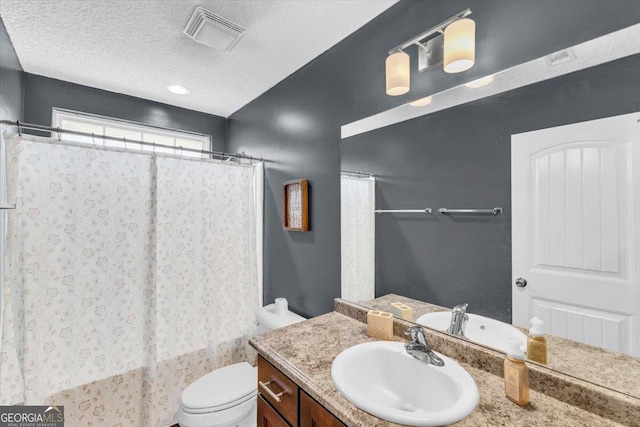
340, 23, 640, 400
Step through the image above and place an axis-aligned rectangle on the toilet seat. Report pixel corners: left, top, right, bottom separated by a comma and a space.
177, 396, 256, 427
180, 362, 257, 414
180, 390, 257, 414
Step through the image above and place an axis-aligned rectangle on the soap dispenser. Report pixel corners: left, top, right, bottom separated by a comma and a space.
504, 338, 529, 406
527, 317, 548, 365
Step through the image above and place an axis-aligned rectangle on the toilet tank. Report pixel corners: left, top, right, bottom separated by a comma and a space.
256, 299, 306, 335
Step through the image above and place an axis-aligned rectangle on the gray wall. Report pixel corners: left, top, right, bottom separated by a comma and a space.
0, 18, 23, 129
341, 54, 640, 322
23, 74, 227, 151
227, 0, 640, 319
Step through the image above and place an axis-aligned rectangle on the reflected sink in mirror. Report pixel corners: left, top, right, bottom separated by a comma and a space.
416, 312, 527, 354
331, 341, 479, 426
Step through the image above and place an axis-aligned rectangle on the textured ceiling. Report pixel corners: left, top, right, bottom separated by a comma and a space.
0, 0, 396, 117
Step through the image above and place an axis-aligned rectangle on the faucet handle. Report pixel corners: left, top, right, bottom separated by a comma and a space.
405, 325, 422, 337
404, 326, 426, 344
452, 303, 468, 313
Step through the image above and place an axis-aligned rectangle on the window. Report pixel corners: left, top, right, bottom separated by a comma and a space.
52, 109, 211, 158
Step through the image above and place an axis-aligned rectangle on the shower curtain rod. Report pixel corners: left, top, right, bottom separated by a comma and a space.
0, 120, 264, 163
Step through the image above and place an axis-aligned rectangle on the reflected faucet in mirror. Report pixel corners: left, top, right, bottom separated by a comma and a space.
447, 303, 469, 339
404, 326, 445, 367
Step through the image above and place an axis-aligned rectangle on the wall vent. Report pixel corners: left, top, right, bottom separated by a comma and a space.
183, 6, 246, 52
544, 48, 577, 67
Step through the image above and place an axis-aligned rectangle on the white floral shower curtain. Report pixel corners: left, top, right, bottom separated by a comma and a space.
340, 174, 375, 302
0, 134, 262, 426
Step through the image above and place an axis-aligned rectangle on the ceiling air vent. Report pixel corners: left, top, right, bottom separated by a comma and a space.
183, 6, 246, 52
544, 48, 576, 67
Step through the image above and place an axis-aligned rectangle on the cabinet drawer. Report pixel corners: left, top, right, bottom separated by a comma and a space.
257, 395, 289, 427
258, 355, 298, 426
300, 390, 346, 427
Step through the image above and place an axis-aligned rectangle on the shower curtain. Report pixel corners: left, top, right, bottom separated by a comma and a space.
340, 174, 375, 302
0, 134, 263, 426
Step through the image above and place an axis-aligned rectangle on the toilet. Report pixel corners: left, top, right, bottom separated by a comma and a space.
177, 300, 305, 427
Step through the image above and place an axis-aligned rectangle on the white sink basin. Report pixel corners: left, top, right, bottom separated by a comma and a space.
331, 341, 479, 426
416, 312, 527, 354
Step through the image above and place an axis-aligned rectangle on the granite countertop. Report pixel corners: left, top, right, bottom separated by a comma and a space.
361, 294, 640, 400
250, 311, 625, 427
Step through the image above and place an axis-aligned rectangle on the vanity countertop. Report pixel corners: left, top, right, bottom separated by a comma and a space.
250, 311, 625, 427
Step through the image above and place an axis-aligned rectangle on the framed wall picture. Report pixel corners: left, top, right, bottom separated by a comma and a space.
283, 179, 309, 231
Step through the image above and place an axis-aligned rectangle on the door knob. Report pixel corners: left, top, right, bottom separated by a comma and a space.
515, 278, 527, 288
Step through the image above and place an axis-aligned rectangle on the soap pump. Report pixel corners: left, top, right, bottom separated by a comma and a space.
527, 317, 548, 365
504, 337, 529, 406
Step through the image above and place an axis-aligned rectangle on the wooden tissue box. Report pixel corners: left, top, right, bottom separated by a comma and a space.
367, 310, 394, 340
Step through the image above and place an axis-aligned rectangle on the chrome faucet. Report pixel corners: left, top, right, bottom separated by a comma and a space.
404, 326, 444, 367
447, 303, 469, 339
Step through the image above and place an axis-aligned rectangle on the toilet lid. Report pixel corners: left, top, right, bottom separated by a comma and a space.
181, 362, 257, 411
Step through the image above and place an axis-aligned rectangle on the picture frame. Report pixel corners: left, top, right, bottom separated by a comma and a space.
283, 179, 309, 232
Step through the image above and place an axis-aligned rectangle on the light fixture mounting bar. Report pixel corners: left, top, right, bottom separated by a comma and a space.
387, 8, 472, 54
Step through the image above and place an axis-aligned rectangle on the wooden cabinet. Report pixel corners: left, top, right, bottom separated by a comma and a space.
258, 355, 346, 427
300, 390, 347, 427
258, 395, 289, 427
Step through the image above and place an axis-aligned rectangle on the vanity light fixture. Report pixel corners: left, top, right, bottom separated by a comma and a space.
464, 75, 494, 88
409, 96, 432, 107
385, 9, 475, 96
165, 84, 191, 95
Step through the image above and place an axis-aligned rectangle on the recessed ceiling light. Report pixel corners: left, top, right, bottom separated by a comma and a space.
165, 85, 191, 95
464, 75, 494, 88
409, 96, 433, 107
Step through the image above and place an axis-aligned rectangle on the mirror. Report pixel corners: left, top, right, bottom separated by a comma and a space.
340, 24, 640, 400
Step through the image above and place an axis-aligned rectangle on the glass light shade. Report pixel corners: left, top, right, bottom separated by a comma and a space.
465, 75, 494, 88
443, 18, 475, 73
409, 96, 432, 107
386, 51, 410, 96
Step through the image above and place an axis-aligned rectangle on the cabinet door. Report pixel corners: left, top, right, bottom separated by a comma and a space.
257, 395, 289, 427
300, 390, 346, 427
258, 356, 299, 426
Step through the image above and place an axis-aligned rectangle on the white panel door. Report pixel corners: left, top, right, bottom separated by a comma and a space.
512, 112, 640, 357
